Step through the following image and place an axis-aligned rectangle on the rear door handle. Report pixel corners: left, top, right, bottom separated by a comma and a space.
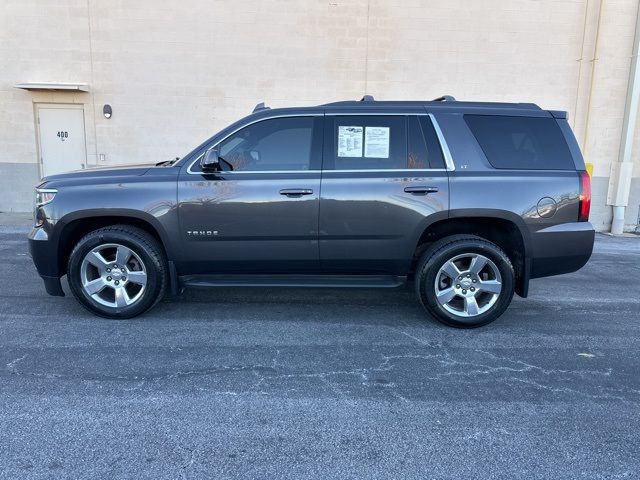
404, 186, 439, 195
279, 188, 314, 197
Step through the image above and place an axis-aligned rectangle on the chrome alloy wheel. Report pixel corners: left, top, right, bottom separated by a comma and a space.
80, 243, 148, 308
433, 253, 502, 318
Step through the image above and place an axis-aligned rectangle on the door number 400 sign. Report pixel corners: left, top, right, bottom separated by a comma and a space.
57, 131, 69, 142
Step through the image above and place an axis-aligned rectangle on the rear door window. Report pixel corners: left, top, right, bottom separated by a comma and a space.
411, 116, 446, 169
464, 115, 574, 170
331, 116, 407, 170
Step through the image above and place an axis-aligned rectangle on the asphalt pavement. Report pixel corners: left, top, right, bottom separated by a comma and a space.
1, 215, 639, 479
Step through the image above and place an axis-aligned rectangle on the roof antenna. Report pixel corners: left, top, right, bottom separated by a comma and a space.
432, 95, 456, 102
360, 95, 375, 102
252, 102, 270, 113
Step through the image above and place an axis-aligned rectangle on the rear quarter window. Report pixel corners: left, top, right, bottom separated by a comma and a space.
464, 114, 575, 170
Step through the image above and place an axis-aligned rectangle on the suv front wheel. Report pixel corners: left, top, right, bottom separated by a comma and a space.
67, 225, 167, 319
415, 235, 515, 328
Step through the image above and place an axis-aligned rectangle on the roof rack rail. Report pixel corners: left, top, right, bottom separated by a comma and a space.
360, 95, 375, 102
432, 95, 456, 102
252, 102, 270, 113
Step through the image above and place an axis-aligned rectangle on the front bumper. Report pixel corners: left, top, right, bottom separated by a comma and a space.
28, 226, 65, 297
530, 222, 595, 279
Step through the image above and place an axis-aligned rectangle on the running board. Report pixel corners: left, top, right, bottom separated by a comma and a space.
180, 274, 407, 289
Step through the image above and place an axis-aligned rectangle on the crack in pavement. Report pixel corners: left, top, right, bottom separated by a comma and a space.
6, 355, 27, 373
3, 344, 638, 403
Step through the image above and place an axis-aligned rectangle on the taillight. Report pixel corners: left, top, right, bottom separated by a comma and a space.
578, 170, 591, 222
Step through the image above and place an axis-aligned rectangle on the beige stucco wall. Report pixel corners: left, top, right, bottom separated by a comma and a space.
1, 0, 639, 231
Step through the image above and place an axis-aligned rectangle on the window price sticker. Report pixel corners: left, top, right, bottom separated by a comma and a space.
338, 126, 363, 157
364, 126, 389, 158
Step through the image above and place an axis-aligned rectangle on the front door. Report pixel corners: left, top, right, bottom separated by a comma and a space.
177, 115, 323, 274
319, 114, 450, 275
36, 104, 87, 177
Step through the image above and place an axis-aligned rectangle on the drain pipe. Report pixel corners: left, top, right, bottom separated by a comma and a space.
609, 2, 640, 234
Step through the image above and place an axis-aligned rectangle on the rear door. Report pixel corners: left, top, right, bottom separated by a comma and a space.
319, 113, 450, 275
177, 115, 323, 274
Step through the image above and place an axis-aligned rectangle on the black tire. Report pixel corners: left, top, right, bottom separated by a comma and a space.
415, 235, 515, 328
67, 225, 167, 319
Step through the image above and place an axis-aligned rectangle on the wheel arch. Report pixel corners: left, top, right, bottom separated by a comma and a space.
412, 210, 531, 297
54, 209, 174, 278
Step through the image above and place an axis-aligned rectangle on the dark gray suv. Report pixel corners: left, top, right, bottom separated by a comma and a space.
28, 96, 594, 327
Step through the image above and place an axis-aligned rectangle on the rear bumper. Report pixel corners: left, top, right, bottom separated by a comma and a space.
529, 222, 595, 279
28, 226, 65, 297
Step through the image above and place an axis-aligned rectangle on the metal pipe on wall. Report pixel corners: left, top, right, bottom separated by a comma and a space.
609, 0, 640, 234
579, 0, 604, 160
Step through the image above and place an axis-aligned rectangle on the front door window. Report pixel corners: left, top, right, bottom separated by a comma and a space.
218, 117, 314, 171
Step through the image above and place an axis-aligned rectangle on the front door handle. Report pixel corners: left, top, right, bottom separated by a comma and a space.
279, 188, 314, 197
404, 186, 439, 195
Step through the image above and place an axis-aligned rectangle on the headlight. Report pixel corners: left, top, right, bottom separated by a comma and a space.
34, 188, 57, 227
35, 188, 57, 206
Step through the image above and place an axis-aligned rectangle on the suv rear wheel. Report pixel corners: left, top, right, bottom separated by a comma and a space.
415, 235, 515, 328
67, 225, 167, 319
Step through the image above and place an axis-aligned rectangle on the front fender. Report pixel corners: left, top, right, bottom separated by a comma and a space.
55, 208, 177, 261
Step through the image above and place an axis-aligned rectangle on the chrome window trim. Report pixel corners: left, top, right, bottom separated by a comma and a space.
186, 113, 321, 175
186, 166, 445, 175
186, 112, 456, 174
325, 112, 420, 116
427, 113, 456, 171
190, 166, 322, 174
324, 168, 447, 174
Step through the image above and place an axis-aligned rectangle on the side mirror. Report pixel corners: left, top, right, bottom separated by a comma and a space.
200, 148, 220, 172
